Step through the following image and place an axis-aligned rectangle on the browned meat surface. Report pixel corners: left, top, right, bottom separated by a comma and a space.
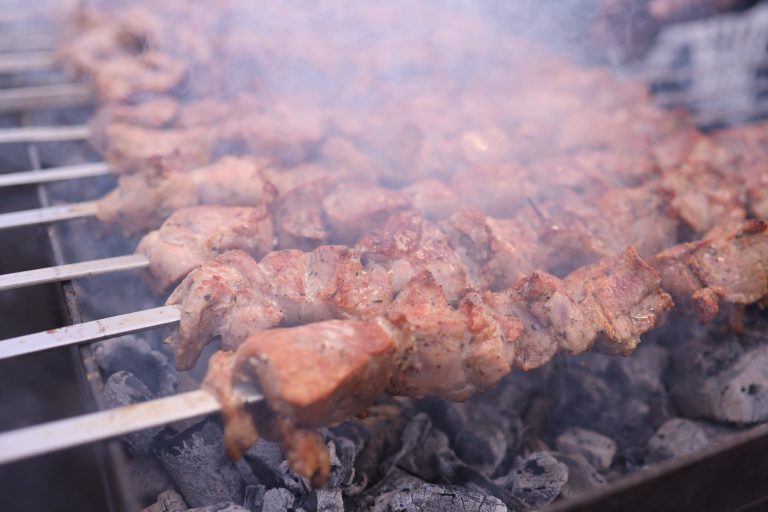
650, 220, 768, 323
167, 246, 393, 370
96, 157, 275, 235
135, 206, 274, 294
91, 123, 216, 174
203, 247, 672, 484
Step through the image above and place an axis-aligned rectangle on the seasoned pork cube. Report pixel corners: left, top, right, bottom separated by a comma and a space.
136, 206, 273, 294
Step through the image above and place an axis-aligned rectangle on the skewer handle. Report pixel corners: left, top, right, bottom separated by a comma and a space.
0, 200, 98, 230
0, 305, 181, 360
0, 51, 54, 74
0, 85, 92, 113
0, 390, 230, 465
0, 254, 149, 291
0, 162, 110, 187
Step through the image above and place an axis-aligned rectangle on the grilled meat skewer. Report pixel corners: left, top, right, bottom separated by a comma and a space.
202, 219, 768, 486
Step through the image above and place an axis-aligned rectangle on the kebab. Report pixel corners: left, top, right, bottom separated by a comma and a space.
202, 218, 768, 486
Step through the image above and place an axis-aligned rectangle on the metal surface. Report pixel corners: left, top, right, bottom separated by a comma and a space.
0, 200, 97, 230
0, 84, 91, 112
0, 162, 110, 187
0, 123, 90, 143
0, 254, 149, 291
0, 51, 54, 74
0, 389, 244, 465
0, 305, 181, 360
0, 33, 53, 51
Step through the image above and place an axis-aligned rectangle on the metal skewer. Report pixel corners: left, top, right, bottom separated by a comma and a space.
0, 162, 111, 187
0, 200, 98, 230
0, 254, 149, 291
0, 124, 90, 143
0, 51, 55, 74
0, 305, 181, 360
0, 84, 92, 113
0, 389, 263, 465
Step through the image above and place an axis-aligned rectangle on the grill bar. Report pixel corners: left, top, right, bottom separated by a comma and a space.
0, 84, 91, 113
0, 389, 262, 465
0, 254, 149, 291
0, 200, 98, 230
0, 33, 53, 51
0, 305, 181, 360
0, 123, 90, 143
0, 162, 110, 187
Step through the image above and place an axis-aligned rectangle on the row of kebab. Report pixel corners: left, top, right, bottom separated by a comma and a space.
56, 0, 768, 487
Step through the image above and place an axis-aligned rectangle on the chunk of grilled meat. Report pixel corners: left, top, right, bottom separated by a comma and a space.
203, 248, 672, 486
96, 157, 276, 235
136, 205, 274, 294
650, 219, 768, 323
168, 190, 678, 372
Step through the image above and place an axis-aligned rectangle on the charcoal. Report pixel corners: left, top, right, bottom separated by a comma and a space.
646, 418, 711, 463
105, 371, 162, 454
93, 335, 178, 396
243, 484, 265, 512
321, 429, 357, 489
125, 452, 179, 505
187, 504, 251, 512
244, 439, 284, 488
329, 421, 370, 454
347, 404, 408, 495
142, 490, 187, 512
496, 452, 568, 510
418, 398, 522, 476
156, 419, 247, 507
555, 427, 616, 471
386, 413, 520, 509
550, 344, 668, 449
386, 483, 507, 512
315, 488, 344, 512
344, 468, 425, 512
554, 452, 606, 499
671, 341, 768, 425
262, 488, 297, 512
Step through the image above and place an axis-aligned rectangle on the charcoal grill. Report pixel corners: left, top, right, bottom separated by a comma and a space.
2, 4, 768, 512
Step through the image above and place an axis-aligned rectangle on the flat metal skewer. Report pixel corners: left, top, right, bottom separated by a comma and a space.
0, 51, 55, 74
0, 200, 98, 230
0, 162, 110, 187
0, 84, 92, 113
0, 124, 90, 143
0, 254, 149, 291
0, 389, 264, 465
0, 305, 181, 360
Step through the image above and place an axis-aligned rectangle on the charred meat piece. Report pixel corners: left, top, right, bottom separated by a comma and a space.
650, 219, 768, 323
136, 205, 274, 294
166, 246, 393, 370
203, 247, 672, 485
96, 157, 275, 235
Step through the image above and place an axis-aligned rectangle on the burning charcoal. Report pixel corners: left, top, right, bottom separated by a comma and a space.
261, 488, 296, 512
344, 468, 425, 511
386, 483, 507, 512
555, 427, 617, 471
550, 344, 669, 449
553, 452, 606, 499
142, 490, 187, 512
670, 332, 768, 424
315, 489, 343, 512
187, 504, 251, 512
417, 397, 522, 476
347, 404, 408, 495
385, 414, 519, 509
496, 452, 568, 510
646, 418, 711, 463
243, 484, 265, 512
156, 419, 247, 507
244, 439, 284, 488
93, 335, 178, 396
105, 371, 162, 454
